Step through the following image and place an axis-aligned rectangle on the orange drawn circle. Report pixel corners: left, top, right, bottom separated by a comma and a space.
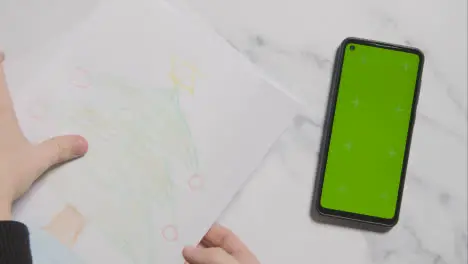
188, 174, 203, 191
30, 113, 41, 120
162, 225, 178, 242
74, 83, 90, 89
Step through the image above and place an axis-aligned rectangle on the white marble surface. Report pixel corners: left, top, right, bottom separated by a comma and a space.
1, 0, 467, 263
171, 0, 467, 263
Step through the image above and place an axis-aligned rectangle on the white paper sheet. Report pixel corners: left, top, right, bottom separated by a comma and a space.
11, 0, 298, 263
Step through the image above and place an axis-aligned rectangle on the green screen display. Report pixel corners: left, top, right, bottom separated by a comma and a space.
320, 43, 420, 219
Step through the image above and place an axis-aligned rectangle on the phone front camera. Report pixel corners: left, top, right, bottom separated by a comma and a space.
350, 45, 356, 51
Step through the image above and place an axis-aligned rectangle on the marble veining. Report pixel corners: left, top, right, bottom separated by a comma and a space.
173, 0, 467, 263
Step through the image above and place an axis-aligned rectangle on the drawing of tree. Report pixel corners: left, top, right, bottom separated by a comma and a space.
32, 61, 200, 263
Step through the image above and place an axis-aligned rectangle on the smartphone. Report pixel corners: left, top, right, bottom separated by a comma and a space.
315, 37, 424, 227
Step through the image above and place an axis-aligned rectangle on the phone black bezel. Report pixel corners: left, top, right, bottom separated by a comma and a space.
315, 37, 425, 227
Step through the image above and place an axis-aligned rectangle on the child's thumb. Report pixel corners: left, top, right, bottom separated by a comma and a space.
31, 135, 88, 178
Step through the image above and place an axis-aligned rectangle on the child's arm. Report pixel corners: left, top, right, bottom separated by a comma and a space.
0, 221, 32, 264
0, 50, 88, 264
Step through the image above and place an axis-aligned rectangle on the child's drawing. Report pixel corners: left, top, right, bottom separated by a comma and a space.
13, 1, 299, 263
161, 224, 179, 242
71, 67, 92, 90
188, 174, 204, 191
25, 57, 202, 263
29, 226, 84, 264
169, 57, 201, 95
43, 205, 86, 247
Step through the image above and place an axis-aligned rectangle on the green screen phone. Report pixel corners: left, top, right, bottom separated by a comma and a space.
316, 37, 424, 226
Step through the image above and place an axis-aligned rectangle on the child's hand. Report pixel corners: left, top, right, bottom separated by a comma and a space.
0, 51, 88, 220
183, 224, 260, 264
